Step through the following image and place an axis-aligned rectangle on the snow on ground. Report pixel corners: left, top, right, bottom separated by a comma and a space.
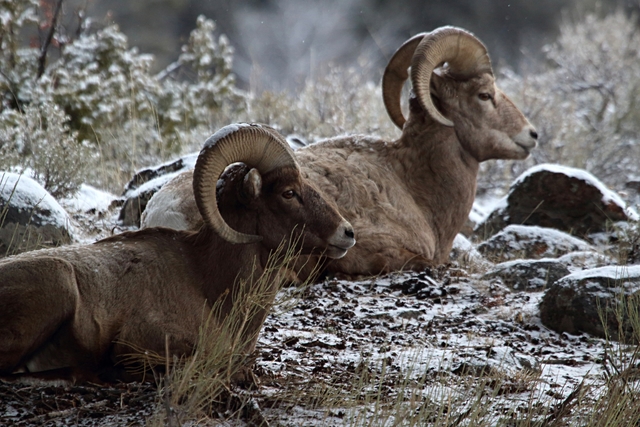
1, 178, 636, 426
252, 268, 613, 425
60, 184, 117, 215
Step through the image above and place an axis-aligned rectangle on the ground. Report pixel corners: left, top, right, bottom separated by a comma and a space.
0, 186, 633, 426
0, 266, 617, 426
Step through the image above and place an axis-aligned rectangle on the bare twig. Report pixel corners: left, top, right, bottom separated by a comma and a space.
37, 0, 64, 79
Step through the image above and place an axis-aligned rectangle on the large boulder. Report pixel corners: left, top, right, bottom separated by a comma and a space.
475, 164, 635, 241
540, 265, 640, 341
476, 224, 594, 263
0, 172, 72, 255
118, 153, 197, 227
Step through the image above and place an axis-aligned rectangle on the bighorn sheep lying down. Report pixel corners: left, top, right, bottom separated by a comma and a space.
142, 26, 537, 277
0, 124, 355, 381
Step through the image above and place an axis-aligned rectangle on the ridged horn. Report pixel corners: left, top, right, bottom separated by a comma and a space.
382, 32, 428, 129
193, 123, 299, 244
411, 26, 493, 127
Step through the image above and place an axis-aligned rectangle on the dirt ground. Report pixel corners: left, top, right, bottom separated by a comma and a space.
0, 265, 607, 426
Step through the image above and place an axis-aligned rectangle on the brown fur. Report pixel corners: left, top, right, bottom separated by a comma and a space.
143, 72, 535, 278
142, 43, 536, 279
0, 164, 353, 381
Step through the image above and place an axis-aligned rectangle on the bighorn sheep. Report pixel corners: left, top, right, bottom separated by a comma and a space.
141, 26, 537, 277
0, 124, 355, 381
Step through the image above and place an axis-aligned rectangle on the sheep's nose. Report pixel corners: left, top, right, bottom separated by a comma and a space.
345, 227, 355, 240
530, 130, 538, 140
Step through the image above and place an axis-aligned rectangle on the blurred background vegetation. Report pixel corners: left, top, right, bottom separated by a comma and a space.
1, 0, 639, 201
76, 0, 640, 91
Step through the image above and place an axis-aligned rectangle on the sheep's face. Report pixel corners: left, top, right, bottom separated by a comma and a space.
230, 165, 355, 259
431, 73, 537, 162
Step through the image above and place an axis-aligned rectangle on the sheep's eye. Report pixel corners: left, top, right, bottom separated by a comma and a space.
282, 190, 295, 199
478, 93, 492, 101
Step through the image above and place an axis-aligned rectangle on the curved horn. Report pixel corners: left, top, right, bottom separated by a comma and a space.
382, 32, 428, 129
411, 26, 493, 127
193, 123, 299, 244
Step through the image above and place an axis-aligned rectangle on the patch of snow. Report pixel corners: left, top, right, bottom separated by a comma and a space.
562, 265, 640, 282
61, 184, 117, 214
473, 194, 507, 223
125, 170, 185, 199
257, 274, 613, 425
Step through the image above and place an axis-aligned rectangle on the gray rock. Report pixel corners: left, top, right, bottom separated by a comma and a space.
540, 265, 640, 341
0, 172, 72, 256
118, 153, 197, 226
476, 224, 594, 263
475, 164, 633, 241
482, 259, 570, 291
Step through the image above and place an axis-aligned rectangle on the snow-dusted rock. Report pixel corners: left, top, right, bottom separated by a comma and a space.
119, 153, 198, 226
540, 265, 640, 341
0, 172, 72, 255
481, 259, 570, 291
557, 251, 615, 272
476, 224, 594, 263
450, 233, 489, 268
475, 164, 634, 241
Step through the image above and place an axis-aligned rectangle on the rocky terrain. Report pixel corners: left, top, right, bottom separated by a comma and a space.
1, 162, 640, 426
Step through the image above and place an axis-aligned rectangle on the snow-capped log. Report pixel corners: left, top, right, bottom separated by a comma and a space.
475, 164, 637, 241
0, 172, 72, 256
140, 26, 537, 279
0, 124, 355, 382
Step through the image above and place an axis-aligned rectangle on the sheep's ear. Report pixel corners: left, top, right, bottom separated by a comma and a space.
429, 71, 447, 97
241, 168, 262, 203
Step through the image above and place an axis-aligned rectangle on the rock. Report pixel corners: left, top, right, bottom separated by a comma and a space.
0, 172, 72, 256
482, 259, 570, 291
476, 224, 594, 263
118, 153, 198, 226
475, 164, 634, 241
450, 233, 488, 268
540, 265, 640, 341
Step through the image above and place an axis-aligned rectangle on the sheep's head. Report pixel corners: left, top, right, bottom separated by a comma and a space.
382, 26, 538, 162
193, 124, 356, 259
